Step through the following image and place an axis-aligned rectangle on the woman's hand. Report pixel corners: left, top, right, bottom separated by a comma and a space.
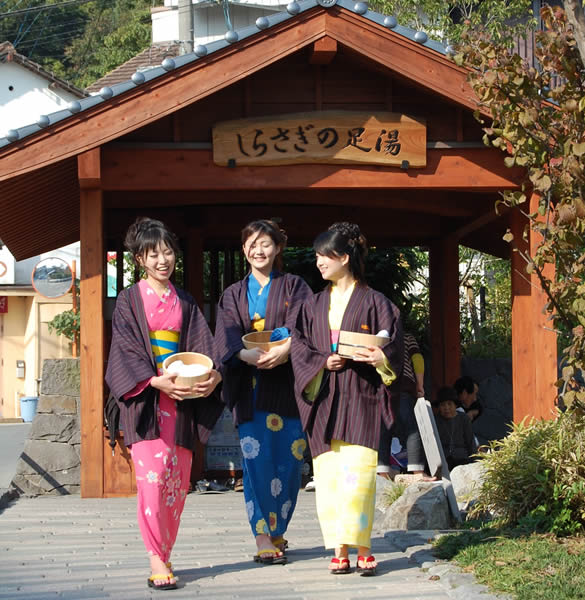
326, 353, 346, 371
256, 338, 291, 370
150, 372, 193, 401
190, 369, 222, 398
352, 346, 385, 368
238, 348, 265, 366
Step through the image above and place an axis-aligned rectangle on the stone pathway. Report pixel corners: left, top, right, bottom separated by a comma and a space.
0, 490, 500, 600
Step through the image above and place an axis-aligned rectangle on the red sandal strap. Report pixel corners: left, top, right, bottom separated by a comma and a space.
357, 555, 376, 563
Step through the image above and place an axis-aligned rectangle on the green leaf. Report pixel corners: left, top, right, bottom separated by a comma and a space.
562, 365, 575, 379
535, 174, 552, 192
573, 142, 585, 156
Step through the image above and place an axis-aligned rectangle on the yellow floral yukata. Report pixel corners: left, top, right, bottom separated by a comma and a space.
312, 282, 389, 549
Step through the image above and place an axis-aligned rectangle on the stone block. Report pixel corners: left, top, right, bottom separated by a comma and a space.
41, 359, 80, 397
15, 440, 80, 475
12, 471, 80, 496
37, 395, 77, 415
450, 462, 486, 502
29, 414, 78, 443
382, 481, 451, 530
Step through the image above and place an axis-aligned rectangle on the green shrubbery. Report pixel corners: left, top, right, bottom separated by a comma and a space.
47, 309, 80, 343
382, 482, 407, 508
471, 409, 585, 535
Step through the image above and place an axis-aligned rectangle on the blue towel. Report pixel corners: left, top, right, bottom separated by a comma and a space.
270, 327, 290, 341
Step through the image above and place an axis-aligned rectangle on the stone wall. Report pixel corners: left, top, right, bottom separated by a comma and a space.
461, 357, 513, 446
423, 356, 513, 446
11, 359, 81, 496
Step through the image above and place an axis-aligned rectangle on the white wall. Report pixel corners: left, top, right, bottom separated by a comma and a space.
152, 6, 180, 43
152, 0, 287, 45
0, 62, 80, 137
193, 3, 284, 45
0, 242, 80, 286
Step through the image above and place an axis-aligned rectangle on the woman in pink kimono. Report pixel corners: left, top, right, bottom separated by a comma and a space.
106, 217, 223, 590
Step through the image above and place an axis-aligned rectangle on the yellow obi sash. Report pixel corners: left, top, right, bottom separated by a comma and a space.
252, 318, 265, 332
149, 330, 180, 369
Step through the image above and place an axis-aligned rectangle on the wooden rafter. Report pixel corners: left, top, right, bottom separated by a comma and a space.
309, 35, 337, 64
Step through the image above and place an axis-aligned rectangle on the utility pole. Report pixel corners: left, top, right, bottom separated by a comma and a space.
178, 0, 194, 54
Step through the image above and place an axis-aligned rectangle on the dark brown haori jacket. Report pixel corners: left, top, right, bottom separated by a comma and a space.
291, 284, 403, 458
214, 271, 313, 424
105, 284, 224, 449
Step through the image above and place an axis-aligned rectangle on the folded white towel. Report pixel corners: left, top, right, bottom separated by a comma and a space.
167, 360, 209, 377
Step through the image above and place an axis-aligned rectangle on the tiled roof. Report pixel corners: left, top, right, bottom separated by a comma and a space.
0, 0, 451, 148
85, 42, 181, 93
0, 41, 86, 98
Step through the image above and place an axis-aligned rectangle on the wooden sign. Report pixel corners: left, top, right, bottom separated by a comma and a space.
212, 110, 426, 167
414, 398, 461, 522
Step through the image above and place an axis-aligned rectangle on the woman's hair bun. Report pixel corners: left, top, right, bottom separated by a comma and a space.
124, 216, 179, 264
328, 222, 366, 249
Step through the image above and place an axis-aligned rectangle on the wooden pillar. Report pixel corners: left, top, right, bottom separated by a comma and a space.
429, 238, 461, 398
510, 207, 534, 421
530, 193, 557, 418
510, 197, 557, 422
79, 148, 105, 498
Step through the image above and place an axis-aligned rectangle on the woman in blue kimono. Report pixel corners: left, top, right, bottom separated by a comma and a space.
215, 220, 312, 564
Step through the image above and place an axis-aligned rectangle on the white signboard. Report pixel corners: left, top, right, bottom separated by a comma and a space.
0, 246, 15, 285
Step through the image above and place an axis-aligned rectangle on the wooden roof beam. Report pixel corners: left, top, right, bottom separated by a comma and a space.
100, 147, 524, 192
309, 35, 337, 65
449, 205, 508, 242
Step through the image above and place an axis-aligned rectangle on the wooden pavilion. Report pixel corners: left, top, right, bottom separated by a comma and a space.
0, 0, 556, 497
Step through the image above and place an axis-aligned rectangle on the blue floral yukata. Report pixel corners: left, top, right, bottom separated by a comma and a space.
238, 273, 306, 539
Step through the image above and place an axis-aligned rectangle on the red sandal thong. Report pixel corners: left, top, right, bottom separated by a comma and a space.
356, 555, 377, 576
329, 557, 351, 574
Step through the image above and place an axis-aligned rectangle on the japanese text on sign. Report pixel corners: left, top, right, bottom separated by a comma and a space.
212, 111, 426, 168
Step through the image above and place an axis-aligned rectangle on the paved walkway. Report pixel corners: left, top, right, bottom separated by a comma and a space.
0, 490, 458, 600
0, 423, 31, 488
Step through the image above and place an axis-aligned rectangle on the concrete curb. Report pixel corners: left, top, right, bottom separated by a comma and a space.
384, 530, 512, 600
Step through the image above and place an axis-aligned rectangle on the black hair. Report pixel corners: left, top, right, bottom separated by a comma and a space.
124, 217, 180, 266
436, 386, 459, 405
241, 219, 287, 271
454, 376, 477, 396
313, 222, 368, 283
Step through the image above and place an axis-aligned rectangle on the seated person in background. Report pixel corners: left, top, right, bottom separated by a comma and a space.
454, 376, 482, 422
434, 386, 477, 471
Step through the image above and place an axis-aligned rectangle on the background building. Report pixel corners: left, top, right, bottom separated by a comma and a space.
0, 242, 80, 420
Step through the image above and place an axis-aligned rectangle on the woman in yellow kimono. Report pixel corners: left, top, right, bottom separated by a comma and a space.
291, 222, 403, 576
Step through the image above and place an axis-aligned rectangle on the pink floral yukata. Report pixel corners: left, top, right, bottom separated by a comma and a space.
124, 279, 191, 564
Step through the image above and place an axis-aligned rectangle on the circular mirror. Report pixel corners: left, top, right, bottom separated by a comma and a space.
31, 258, 73, 298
